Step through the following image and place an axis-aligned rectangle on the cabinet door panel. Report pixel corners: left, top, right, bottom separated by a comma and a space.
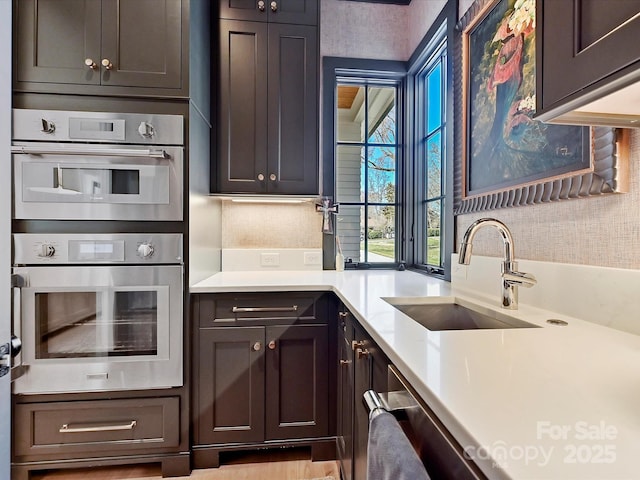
100, 0, 183, 89
265, 324, 328, 440
197, 327, 265, 445
218, 20, 269, 193
540, 0, 640, 108
15, 0, 101, 85
219, 0, 267, 22
337, 336, 354, 480
267, 24, 318, 195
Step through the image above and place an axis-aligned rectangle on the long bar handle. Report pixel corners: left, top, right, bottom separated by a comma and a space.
10, 274, 27, 382
59, 420, 137, 434
232, 305, 298, 313
11, 145, 170, 159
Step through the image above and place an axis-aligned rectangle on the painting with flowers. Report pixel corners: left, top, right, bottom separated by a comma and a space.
463, 0, 590, 196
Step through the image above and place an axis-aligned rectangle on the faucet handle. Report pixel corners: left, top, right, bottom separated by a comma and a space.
503, 269, 537, 288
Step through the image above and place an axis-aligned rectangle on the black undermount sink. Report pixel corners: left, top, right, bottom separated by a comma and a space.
388, 301, 540, 331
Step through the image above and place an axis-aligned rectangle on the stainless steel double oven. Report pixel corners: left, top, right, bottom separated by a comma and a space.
11, 109, 185, 394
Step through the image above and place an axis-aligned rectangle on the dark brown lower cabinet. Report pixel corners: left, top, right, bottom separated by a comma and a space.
337, 305, 389, 480
336, 312, 354, 480
193, 293, 335, 468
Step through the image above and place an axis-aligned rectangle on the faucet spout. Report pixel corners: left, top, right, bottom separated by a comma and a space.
458, 218, 535, 309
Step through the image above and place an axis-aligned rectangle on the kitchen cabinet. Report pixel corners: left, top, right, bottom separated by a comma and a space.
192, 292, 334, 468
535, 0, 640, 126
215, 12, 319, 194
11, 392, 190, 480
219, 0, 318, 25
336, 305, 389, 480
14, 0, 188, 98
336, 310, 354, 480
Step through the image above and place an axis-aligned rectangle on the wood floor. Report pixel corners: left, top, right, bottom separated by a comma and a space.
31, 449, 340, 480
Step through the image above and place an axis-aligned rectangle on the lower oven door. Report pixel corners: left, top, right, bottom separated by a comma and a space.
12, 265, 183, 394
12, 143, 183, 221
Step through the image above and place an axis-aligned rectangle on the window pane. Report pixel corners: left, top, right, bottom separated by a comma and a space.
427, 63, 442, 134
426, 200, 442, 266
336, 205, 364, 263
367, 146, 396, 203
336, 145, 363, 202
367, 205, 395, 263
368, 87, 396, 144
426, 131, 442, 198
337, 84, 365, 143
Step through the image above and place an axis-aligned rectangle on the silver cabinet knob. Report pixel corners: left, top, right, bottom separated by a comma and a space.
270, 1, 277, 12
137, 243, 155, 258
84, 58, 97, 70
269, 173, 276, 181
101, 58, 113, 70
257, 173, 265, 181
258, 0, 265, 11
268, 340, 276, 350
138, 121, 155, 138
253, 342, 262, 351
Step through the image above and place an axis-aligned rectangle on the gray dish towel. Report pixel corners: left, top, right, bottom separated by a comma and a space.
367, 410, 431, 480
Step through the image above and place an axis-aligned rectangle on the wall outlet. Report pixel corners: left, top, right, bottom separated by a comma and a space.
260, 252, 280, 267
304, 251, 322, 266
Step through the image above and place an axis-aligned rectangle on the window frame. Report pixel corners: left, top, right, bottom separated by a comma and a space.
322, 58, 407, 269
406, 4, 456, 280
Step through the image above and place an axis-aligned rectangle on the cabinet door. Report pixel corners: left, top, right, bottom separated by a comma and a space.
219, 0, 318, 25
265, 324, 328, 440
267, 23, 318, 195
197, 327, 265, 445
352, 327, 372, 480
218, 20, 269, 193
100, 0, 183, 89
15, 0, 102, 85
539, 0, 640, 110
337, 333, 354, 480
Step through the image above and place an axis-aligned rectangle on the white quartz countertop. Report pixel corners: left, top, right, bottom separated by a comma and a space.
191, 270, 640, 480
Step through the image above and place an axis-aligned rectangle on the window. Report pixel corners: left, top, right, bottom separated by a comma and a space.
409, 14, 453, 279
322, 58, 406, 269
335, 83, 399, 264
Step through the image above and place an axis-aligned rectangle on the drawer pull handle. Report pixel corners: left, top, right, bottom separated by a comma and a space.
59, 420, 137, 434
232, 305, 298, 313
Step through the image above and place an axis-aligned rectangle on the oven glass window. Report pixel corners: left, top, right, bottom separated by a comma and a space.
53, 168, 140, 195
35, 291, 158, 358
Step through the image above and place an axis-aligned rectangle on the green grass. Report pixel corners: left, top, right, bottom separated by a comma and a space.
361, 237, 442, 265
363, 239, 395, 259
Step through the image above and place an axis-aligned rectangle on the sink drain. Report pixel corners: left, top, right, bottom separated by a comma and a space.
546, 319, 568, 326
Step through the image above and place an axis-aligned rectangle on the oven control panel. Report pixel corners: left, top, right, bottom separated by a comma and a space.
13, 234, 182, 265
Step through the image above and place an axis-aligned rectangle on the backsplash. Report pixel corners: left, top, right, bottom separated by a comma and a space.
221, 201, 322, 249
452, 253, 640, 336
221, 201, 323, 271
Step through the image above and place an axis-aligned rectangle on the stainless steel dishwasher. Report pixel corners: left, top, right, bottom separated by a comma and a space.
364, 365, 487, 480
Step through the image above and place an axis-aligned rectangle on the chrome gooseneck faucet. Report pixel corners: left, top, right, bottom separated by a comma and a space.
459, 218, 536, 309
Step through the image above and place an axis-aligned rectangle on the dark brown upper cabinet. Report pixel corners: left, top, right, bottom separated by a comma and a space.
219, 0, 318, 25
14, 0, 188, 98
216, 17, 319, 194
535, 0, 640, 126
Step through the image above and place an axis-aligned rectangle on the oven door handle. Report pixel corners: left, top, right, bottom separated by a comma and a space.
10, 274, 28, 382
10, 145, 170, 159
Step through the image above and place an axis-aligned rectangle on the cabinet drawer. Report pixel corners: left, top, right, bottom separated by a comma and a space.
15, 397, 180, 458
198, 292, 327, 327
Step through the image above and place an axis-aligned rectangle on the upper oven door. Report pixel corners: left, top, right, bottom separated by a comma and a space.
12, 265, 183, 394
12, 143, 183, 220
